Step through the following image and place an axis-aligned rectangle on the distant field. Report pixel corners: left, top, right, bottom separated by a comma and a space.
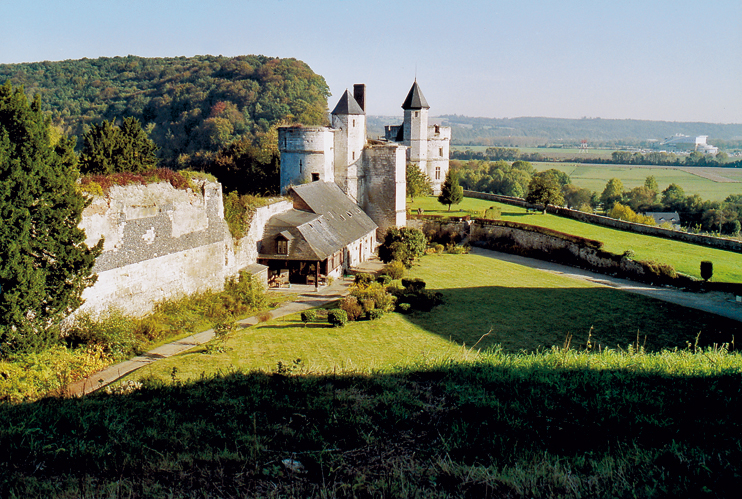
451, 145, 617, 160
531, 163, 741, 201
409, 196, 742, 282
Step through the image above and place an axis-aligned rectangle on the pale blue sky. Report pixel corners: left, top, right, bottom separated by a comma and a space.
1, 0, 740, 123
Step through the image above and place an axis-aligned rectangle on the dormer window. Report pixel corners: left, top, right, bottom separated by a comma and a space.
277, 239, 288, 255
435, 125, 440, 134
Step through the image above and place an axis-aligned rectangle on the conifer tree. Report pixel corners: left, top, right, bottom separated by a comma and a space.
0, 82, 101, 356
79, 117, 158, 175
438, 170, 463, 211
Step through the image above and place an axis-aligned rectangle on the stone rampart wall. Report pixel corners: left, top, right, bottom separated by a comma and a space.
77, 181, 288, 317
464, 190, 742, 253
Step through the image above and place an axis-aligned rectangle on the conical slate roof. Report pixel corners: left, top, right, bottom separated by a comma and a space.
401, 81, 429, 110
331, 89, 365, 115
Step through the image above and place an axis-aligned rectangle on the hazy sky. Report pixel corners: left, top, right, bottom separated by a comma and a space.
2, 0, 740, 123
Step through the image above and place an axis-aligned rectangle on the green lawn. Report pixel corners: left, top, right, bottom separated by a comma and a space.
410, 196, 742, 282
127, 253, 741, 384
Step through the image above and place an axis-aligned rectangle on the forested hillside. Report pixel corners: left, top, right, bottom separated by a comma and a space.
0, 55, 330, 166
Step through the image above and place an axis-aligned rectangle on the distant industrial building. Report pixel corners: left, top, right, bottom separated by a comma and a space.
662, 134, 719, 155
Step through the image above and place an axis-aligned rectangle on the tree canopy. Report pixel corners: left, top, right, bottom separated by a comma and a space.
406, 162, 432, 202
0, 55, 330, 167
79, 117, 158, 174
377, 227, 427, 268
600, 178, 625, 210
526, 172, 564, 213
0, 82, 101, 356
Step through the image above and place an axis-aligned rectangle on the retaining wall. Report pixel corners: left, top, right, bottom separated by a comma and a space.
464, 190, 742, 253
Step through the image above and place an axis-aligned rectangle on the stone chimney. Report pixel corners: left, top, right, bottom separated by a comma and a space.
353, 84, 366, 112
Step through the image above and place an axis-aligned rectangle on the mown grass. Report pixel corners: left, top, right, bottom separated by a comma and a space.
124, 254, 740, 385
2, 346, 741, 498
409, 196, 742, 282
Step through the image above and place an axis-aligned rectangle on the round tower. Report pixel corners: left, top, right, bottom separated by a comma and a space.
278, 126, 336, 194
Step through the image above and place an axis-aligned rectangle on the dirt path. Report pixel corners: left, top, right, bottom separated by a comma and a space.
470, 247, 742, 323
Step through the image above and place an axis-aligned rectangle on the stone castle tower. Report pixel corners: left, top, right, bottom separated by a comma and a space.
278, 81, 449, 235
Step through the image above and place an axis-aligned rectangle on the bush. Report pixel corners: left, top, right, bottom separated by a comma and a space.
701, 261, 713, 282
397, 303, 411, 313
383, 260, 405, 280
378, 227, 427, 268
402, 278, 426, 292
366, 309, 384, 321
65, 310, 140, 358
483, 206, 501, 219
446, 244, 470, 254
328, 309, 348, 327
376, 274, 392, 285
354, 273, 374, 286
434, 244, 445, 254
350, 282, 396, 312
300, 310, 317, 326
339, 297, 364, 321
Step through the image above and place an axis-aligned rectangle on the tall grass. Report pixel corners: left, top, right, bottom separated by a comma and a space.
1, 345, 740, 497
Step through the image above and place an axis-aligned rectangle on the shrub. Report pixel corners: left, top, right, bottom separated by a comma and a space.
354, 273, 374, 286
378, 227, 427, 268
256, 312, 273, 323
383, 260, 405, 280
224, 271, 267, 313
483, 206, 501, 219
376, 274, 392, 286
446, 244, 470, 254
328, 309, 348, 327
350, 282, 396, 312
366, 309, 384, 321
397, 303, 411, 313
340, 297, 364, 321
300, 310, 317, 326
434, 243, 445, 254
402, 278, 426, 292
65, 310, 140, 358
701, 261, 713, 282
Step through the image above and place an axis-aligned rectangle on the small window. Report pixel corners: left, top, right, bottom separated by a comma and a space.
352, 151, 355, 160
311, 173, 320, 182
439, 147, 443, 157
299, 160, 303, 173
415, 111, 419, 118
352, 119, 356, 127
435, 166, 441, 180
277, 239, 288, 255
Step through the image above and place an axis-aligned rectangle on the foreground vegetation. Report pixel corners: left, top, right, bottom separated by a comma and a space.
409, 196, 742, 282
2, 346, 741, 498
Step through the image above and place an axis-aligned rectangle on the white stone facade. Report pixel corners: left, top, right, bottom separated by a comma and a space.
278, 81, 450, 234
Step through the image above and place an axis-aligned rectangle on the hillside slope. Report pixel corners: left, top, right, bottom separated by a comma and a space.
0, 55, 330, 164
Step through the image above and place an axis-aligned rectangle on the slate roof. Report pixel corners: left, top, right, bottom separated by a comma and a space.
401, 81, 430, 110
259, 182, 377, 261
645, 212, 681, 225
331, 89, 365, 115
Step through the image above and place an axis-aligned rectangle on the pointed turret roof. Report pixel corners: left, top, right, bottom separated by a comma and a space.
331, 89, 365, 115
401, 81, 430, 110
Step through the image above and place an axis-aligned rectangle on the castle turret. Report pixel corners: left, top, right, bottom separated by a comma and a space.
402, 81, 429, 176
278, 126, 336, 193
331, 89, 366, 202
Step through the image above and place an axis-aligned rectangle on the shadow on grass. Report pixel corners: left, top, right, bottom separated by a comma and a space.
402, 285, 740, 353
3, 362, 742, 499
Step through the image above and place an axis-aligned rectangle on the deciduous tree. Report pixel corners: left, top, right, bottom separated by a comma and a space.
526, 172, 564, 213
406, 162, 432, 202
0, 82, 101, 356
377, 227, 427, 268
600, 178, 624, 210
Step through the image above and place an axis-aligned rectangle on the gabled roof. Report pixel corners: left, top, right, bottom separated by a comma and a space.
331, 89, 365, 116
401, 81, 430, 110
259, 182, 377, 261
